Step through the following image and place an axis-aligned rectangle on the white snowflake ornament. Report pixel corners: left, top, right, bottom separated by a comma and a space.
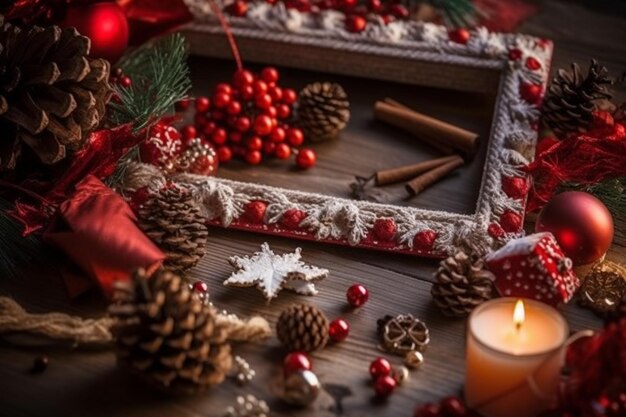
224, 243, 328, 300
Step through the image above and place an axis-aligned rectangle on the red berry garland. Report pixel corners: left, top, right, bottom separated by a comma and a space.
192, 67, 317, 168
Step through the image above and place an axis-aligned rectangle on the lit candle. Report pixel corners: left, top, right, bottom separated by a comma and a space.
465, 298, 568, 417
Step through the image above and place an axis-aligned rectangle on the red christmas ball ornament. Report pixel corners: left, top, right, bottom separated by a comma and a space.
369, 357, 391, 379
374, 375, 397, 398
217, 145, 233, 162
181, 125, 197, 141
233, 69, 255, 88
282, 89, 297, 105
346, 15, 367, 33
500, 211, 523, 233
60, 2, 129, 63
329, 318, 350, 342
448, 28, 470, 44
254, 115, 274, 136
274, 143, 292, 159
245, 150, 263, 165
346, 283, 369, 307
520, 82, 543, 104
296, 148, 317, 169
413, 230, 437, 252
139, 123, 183, 168
536, 191, 614, 265
287, 128, 304, 147
502, 176, 529, 199
372, 218, 397, 242
280, 208, 307, 229
195, 96, 211, 112
179, 138, 219, 176
243, 200, 268, 223
261, 67, 280, 84
283, 352, 312, 375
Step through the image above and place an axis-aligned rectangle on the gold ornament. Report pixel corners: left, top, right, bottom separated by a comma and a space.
224, 394, 270, 417
404, 350, 424, 369
378, 314, 430, 355
282, 370, 322, 407
578, 260, 626, 315
392, 366, 410, 385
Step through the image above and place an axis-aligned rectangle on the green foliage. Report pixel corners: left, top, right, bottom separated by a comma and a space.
560, 178, 626, 222
108, 33, 192, 132
427, 0, 480, 28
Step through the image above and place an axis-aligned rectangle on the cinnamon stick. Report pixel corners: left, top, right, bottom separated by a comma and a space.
375, 155, 460, 186
405, 156, 464, 196
374, 99, 479, 156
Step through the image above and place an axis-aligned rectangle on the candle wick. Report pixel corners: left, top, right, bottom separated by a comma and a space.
515, 322, 522, 333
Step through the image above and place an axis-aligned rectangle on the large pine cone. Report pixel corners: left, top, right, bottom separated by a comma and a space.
297, 82, 350, 142
276, 303, 329, 352
543, 59, 613, 137
138, 186, 209, 274
109, 269, 232, 394
431, 252, 495, 318
0, 16, 112, 170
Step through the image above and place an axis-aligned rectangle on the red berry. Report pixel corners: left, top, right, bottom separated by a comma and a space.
296, 148, 316, 169
346, 283, 369, 307
215, 83, 233, 95
202, 121, 216, 135
119, 76, 132, 88
211, 110, 224, 121
233, 69, 255, 88
286, 128, 304, 147
255, 93, 273, 109
340, 0, 357, 9
265, 106, 278, 118
229, 131, 243, 143
195, 96, 210, 112
414, 403, 441, 417
240, 84, 255, 100
368, 0, 382, 12
212, 128, 227, 145
274, 143, 291, 159
329, 318, 350, 342
282, 88, 297, 104
247, 136, 263, 151
525, 56, 541, 71
277, 104, 291, 119
369, 357, 391, 379
229, 0, 248, 16
449, 28, 470, 44
213, 92, 231, 108
500, 211, 522, 233
268, 86, 283, 101
217, 146, 233, 162
270, 117, 278, 129
440, 396, 467, 417
346, 15, 367, 33
253, 79, 269, 94
245, 150, 262, 165
502, 176, 529, 199
254, 115, 274, 136
236, 116, 251, 132
270, 127, 286, 143
263, 141, 276, 155
389, 4, 408, 18
227, 100, 242, 115
520, 82, 543, 104
283, 352, 311, 375
280, 208, 306, 229
175, 98, 191, 112
181, 125, 197, 140
508, 48, 522, 61
373, 218, 397, 242
413, 230, 437, 251
261, 67, 280, 83
244, 200, 267, 222
374, 375, 396, 398
192, 281, 208, 293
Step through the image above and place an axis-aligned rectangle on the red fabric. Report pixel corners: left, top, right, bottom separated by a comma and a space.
44, 175, 164, 299
524, 113, 626, 213
476, 0, 540, 32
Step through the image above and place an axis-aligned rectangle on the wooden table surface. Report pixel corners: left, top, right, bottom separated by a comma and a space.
1, 1, 625, 416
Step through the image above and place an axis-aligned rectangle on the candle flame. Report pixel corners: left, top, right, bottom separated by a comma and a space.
513, 299, 525, 331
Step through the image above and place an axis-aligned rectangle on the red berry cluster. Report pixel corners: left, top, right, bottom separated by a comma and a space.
110, 67, 132, 88
414, 396, 478, 417
187, 67, 317, 169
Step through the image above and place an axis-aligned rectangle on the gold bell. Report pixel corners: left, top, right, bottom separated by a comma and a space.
404, 350, 424, 369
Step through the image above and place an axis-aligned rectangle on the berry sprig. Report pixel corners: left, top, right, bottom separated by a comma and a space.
186, 67, 317, 169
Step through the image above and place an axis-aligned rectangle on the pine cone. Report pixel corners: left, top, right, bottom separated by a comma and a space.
431, 252, 495, 317
276, 303, 329, 352
138, 186, 209, 274
543, 59, 613, 137
297, 82, 350, 142
109, 269, 232, 394
0, 16, 112, 170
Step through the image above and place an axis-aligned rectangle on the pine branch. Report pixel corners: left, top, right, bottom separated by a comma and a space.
560, 178, 626, 222
107, 33, 192, 132
426, 0, 480, 28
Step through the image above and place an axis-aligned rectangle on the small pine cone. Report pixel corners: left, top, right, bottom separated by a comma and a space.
543, 59, 613, 137
109, 269, 232, 394
276, 303, 329, 352
431, 252, 495, 318
138, 186, 208, 274
0, 16, 112, 170
297, 82, 350, 142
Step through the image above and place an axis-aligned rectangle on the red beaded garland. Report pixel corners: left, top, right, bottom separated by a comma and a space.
374, 375, 397, 397
329, 318, 350, 342
369, 357, 391, 379
283, 352, 312, 375
346, 283, 369, 307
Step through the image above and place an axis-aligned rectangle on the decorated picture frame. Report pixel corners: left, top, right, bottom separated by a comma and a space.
175, 1, 552, 258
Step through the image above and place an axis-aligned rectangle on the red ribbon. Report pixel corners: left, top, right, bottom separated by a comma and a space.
44, 175, 164, 299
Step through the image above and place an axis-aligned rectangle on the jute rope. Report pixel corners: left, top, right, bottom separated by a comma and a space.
0, 297, 271, 345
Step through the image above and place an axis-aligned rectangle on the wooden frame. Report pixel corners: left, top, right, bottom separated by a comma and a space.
175, 1, 553, 257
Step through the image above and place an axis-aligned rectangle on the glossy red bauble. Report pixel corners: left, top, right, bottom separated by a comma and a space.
287, 128, 304, 147
139, 123, 183, 167
296, 148, 317, 169
329, 318, 350, 342
247, 136, 263, 151
346, 283, 369, 307
536, 191, 614, 265
261, 67, 280, 83
369, 357, 391, 379
283, 352, 312, 375
217, 146, 233, 162
227, 101, 242, 115
274, 143, 291, 159
213, 92, 232, 108
245, 150, 263, 165
270, 127, 286, 143
181, 125, 197, 140
255, 93, 273, 109
277, 104, 291, 119
448, 28, 470, 44
233, 69, 255, 88
282, 89, 297, 104
254, 115, 274, 136
195, 96, 211, 112
374, 375, 397, 398
212, 128, 228, 145
61, 2, 129, 63
236, 116, 251, 132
